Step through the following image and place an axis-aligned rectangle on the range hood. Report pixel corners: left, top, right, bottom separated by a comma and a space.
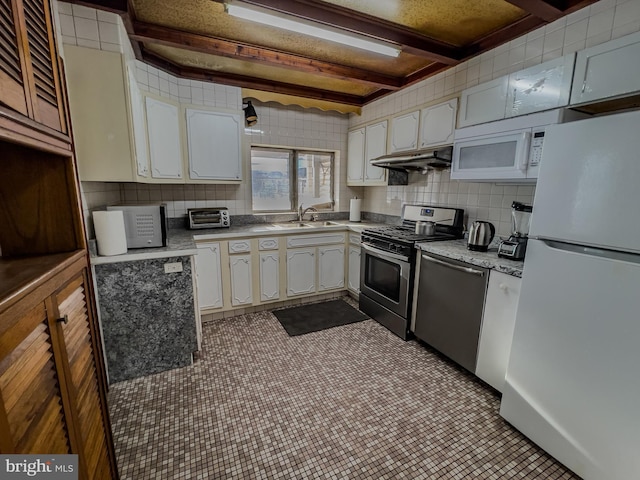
370, 146, 453, 174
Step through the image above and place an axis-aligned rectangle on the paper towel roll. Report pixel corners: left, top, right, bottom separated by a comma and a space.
93, 210, 128, 256
349, 198, 362, 222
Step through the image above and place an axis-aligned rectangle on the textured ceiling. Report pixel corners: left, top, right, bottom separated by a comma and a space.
78, 0, 600, 110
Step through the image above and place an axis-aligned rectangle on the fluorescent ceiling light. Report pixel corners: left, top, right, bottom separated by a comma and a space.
226, 2, 401, 58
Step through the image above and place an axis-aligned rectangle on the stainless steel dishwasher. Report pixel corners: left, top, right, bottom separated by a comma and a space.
412, 252, 489, 373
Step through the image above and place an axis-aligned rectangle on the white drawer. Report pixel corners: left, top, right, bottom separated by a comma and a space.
258, 237, 279, 251
228, 239, 251, 254
287, 233, 345, 248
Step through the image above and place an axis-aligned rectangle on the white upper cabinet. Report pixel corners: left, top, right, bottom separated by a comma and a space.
458, 77, 508, 128
506, 54, 575, 117
390, 111, 419, 153
126, 65, 149, 178
570, 31, 640, 106
347, 127, 365, 184
347, 121, 388, 186
145, 96, 183, 180
364, 120, 388, 184
419, 98, 458, 148
185, 107, 243, 181
65, 46, 140, 182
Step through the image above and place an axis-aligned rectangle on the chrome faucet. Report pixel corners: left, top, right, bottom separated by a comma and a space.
298, 204, 318, 222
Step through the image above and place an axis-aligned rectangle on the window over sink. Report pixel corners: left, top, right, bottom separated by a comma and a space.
250, 147, 334, 212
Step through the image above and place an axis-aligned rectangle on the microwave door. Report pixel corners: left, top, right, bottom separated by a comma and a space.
452, 130, 531, 181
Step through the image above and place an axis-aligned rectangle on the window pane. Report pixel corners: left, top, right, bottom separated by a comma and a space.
251, 149, 291, 211
297, 152, 333, 208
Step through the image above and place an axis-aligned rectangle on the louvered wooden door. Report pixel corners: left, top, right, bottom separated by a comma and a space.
0, 0, 30, 116
0, 300, 73, 454
0, 0, 66, 133
54, 272, 116, 480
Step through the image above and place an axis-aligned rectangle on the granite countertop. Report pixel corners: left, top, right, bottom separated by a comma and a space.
90, 221, 383, 265
416, 239, 525, 278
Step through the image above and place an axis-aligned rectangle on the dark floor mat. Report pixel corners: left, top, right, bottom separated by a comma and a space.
273, 299, 369, 336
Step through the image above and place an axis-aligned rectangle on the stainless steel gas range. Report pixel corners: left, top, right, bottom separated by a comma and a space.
359, 205, 464, 340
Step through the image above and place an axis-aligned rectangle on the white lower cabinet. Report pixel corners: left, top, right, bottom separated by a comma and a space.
195, 242, 223, 310
259, 252, 280, 302
476, 271, 521, 392
286, 233, 346, 297
318, 245, 345, 291
287, 248, 316, 296
348, 245, 361, 294
229, 254, 253, 306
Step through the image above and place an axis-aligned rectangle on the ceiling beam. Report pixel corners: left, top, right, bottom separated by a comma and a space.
131, 22, 403, 90
503, 0, 565, 21
65, 0, 127, 14
213, 0, 462, 65
504, 0, 599, 22
462, 15, 545, 58
141, 50, 367, 106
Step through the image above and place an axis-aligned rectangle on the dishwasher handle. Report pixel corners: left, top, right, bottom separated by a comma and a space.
421, 253, 485, 277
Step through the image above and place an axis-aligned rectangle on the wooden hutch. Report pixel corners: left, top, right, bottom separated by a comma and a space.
0, 0, 118, 478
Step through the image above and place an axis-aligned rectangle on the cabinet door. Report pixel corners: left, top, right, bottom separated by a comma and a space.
390, 111, 419, 153
347, 128, 365, 184
318, 245, 345, 291
0, 0, 66, 134
458, 77, 508, 128
506, 54, 575, 117
145, 96, 183, 179
259, 252, 280, 302
127, 65, 149, 178
0, 1, 30, 116
186, 108, 242, 181
570, 31, 640, 106
195, 242, 223, 309
348, 245, 361, 293
476, 271, 521, 392
229, 254, 253, 306
287, 248, 315, 296
420, 98, 458, 148
364, 121, 387, 184
65, 46, 135, 182
54, 273, 116, 479
0, 302, 72, 454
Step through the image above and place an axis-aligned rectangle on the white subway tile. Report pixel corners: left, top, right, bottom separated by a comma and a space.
59, 13, 75, 37
74, 17, 99, 41
71, 3, 97, 19
76, 38, 100, 49
98, 21, 120, 44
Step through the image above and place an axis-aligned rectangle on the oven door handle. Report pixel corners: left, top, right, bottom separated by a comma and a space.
362, 243, 410, 262
422, 254, 485, 277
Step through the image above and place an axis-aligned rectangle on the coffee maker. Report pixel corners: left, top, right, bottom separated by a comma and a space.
498, 201, 532, 260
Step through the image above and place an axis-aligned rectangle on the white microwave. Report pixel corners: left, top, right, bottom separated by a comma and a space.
451, 109, 586, 182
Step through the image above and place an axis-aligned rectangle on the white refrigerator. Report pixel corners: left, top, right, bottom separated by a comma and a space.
500, 110, 640, 480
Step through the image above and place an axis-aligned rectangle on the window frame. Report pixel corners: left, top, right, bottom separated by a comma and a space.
250, 146, 335, 214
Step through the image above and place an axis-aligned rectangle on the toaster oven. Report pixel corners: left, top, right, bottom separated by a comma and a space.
187, 208, 230, 229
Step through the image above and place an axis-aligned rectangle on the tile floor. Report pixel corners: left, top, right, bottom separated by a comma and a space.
108, 299, 579, 479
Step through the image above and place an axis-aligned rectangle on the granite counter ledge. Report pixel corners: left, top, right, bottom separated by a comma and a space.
416, 239, 524, 278
90, 228, 197, 265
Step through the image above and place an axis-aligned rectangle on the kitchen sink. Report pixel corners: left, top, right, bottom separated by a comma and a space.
267, 222, 313, 230
319, 221, 341, 226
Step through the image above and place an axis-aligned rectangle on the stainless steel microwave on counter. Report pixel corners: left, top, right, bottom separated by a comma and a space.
106, 204, 168, 248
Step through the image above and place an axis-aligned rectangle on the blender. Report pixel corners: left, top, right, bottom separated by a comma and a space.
498, 201, 532, 260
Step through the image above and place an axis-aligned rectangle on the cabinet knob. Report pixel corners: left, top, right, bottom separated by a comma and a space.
57, 314, 69, 324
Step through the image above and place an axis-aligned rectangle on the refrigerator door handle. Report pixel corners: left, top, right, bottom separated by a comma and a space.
543, 239, 640, 265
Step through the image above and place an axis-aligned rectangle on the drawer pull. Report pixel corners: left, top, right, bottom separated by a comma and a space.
57, 314, 69, 324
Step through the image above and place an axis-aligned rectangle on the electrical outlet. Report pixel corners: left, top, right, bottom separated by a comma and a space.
164, 262, 183, 273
